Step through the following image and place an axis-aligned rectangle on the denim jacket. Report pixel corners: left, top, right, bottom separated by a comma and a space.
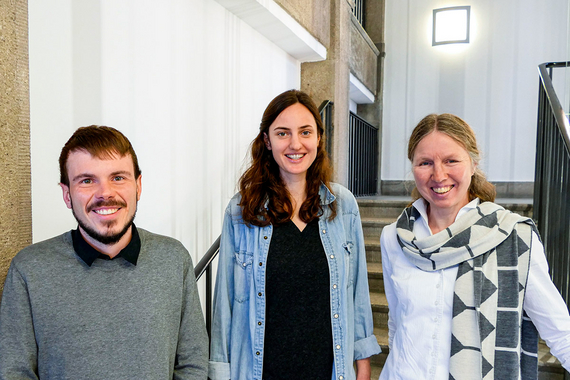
209, 183, 380, 380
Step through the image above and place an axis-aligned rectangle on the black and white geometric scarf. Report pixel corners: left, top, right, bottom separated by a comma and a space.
396, 201, 539, 380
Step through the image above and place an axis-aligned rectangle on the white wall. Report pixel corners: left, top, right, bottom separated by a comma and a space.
29, 0, 300, 268
382, 0, 569, 183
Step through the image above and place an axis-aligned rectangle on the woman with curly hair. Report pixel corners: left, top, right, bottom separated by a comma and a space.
209, 89, 380, 380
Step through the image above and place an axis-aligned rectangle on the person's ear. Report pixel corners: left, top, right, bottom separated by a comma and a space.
60, 183, 73, 209
136, 175, 142, 201
264, 133, 272, 150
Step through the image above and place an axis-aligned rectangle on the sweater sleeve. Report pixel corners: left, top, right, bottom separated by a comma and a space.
173, 250, 209, 380
0, 261, 40, 380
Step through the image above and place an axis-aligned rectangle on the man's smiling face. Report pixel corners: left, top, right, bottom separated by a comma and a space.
60, 150, 142, 248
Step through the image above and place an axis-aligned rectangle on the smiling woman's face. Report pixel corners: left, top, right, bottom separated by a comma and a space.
263, 103, 320, 186
412, 130, 475, 219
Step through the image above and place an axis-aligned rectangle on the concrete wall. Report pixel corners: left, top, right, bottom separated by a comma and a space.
275, 0, 331, 48
349, 18, 379, 95
0, 0, 31, 298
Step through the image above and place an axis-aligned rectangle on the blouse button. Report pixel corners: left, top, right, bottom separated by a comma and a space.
330, 254, 335, 259
332, 284, 337, 289
259, 262, 262, 266
263, 236, 268, 240
258, 321, 262, 326
334, 314, 339, 319
336, 344, 341, 350
256, 351, 260, 355
339, 376, 344, 380
322, 229, 326, 234
258, 292, 262, 297
242, 263, 247, 267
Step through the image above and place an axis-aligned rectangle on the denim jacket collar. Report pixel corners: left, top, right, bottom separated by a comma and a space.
262, 183, 336, 209
319, 183, 336, 206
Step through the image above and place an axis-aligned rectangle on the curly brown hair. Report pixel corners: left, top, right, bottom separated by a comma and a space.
238, 89, 336, 226
408, 113, 496, 204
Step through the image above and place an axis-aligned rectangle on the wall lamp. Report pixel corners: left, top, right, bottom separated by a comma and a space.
432, 6, 471, 46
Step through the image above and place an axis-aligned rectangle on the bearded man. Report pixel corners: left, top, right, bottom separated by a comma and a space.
0, 126, 208, 380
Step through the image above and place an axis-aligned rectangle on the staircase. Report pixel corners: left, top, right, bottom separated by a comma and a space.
358, 197, 566, 379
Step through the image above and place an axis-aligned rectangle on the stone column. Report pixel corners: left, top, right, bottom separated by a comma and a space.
0, 0, 32, 299
301, 0, 352, 187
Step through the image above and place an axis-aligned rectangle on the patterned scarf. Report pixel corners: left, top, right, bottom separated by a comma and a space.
396, 201, 539, 380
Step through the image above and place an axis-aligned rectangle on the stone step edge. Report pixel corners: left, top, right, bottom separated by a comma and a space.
361, 217, 394, 226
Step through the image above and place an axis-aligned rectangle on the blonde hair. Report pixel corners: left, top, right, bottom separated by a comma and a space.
407, 113, 496, 203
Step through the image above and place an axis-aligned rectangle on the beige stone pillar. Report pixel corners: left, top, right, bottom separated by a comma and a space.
0, 0, 32, 299
301, 0, 352, 187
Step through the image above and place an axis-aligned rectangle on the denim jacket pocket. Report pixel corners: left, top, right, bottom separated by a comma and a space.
234, 251, 254, 303
342, 242, 355, 287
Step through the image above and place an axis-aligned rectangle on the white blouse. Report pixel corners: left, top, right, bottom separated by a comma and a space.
379, 198, 570, 380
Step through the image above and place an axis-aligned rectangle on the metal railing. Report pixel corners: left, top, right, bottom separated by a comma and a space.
194, 236, 220, 337
319, 100, 334, 161
534, 62, 570, 307
352, 0, 364, 26
348, 111, 378, 196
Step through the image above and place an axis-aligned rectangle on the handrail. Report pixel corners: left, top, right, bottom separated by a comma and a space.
319, 100, 334, 161
194, 235, 221, 280
534, 61, 570, 308
194, 235, 220, 337
538, 62, 570, 149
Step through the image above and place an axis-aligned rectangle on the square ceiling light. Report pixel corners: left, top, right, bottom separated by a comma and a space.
432, 6, 471, 46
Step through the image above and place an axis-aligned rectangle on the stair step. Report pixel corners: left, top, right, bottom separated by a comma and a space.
365, 239, 382, 263
367, 262, 384, 293
362, 217, 393, 241
358, 198, 408, 219
370, 292, 389, 329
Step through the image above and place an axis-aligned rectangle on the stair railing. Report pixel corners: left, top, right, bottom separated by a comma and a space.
194, 236, 220, 337
352, 0, 364, 26
534, 61, 570, 307
348, 111, 379, 196
319, 100, 334, 161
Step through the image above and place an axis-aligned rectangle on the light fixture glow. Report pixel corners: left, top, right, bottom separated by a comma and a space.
432, 6, 470, 46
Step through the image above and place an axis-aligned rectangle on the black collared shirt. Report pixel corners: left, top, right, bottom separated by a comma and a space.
71, 225, 141, 266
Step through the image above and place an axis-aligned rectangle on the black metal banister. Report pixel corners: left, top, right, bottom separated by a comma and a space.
538, 63, 570, 148
319, 100, 334, 160
534, 61, 570, 308
348, 112, 378, 196
194, 236, 221, 280
194, 235, 220, 337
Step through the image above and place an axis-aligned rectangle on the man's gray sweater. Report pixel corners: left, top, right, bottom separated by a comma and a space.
0, 228, 208, 379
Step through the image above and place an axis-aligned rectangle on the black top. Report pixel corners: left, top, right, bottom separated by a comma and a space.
263, 219, 333, 380
71, 225, 141, 266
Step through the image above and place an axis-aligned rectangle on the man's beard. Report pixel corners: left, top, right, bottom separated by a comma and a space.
72, 201, 137, 245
